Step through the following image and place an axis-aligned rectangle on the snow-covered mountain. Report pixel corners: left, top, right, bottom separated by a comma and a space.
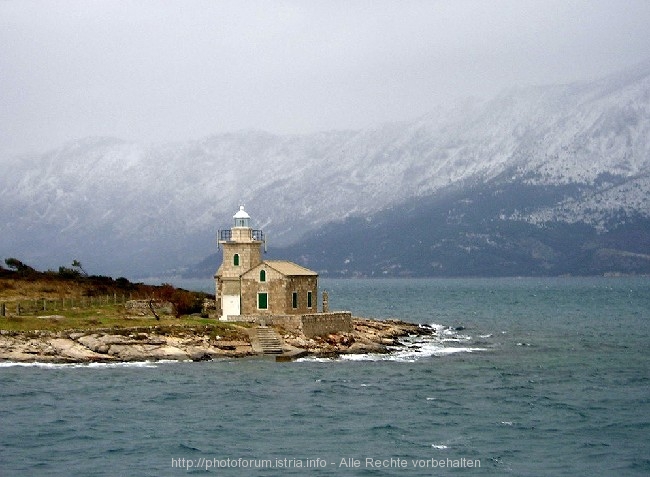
2, 60, 649, 277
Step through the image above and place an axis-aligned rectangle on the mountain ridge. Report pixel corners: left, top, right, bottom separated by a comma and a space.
2, 60, 649, 277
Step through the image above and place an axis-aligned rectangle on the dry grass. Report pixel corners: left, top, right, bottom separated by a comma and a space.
0, 273, 241, 337
0, 304, 247, 339
0, 277, 109, 301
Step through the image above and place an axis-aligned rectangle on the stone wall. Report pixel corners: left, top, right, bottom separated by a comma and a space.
125, 300, 174, 315
234, 314, 302, 332
225, 311, 352, 338
202, 299, 217, 316
301, 312, 353, 338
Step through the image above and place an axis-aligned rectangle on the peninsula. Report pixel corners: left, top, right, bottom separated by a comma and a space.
0, 262, 434, 363
1, 206, 439, 363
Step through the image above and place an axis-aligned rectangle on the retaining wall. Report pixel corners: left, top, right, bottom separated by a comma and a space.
125, 300, 174, 315
225, 311, 353, 338
234, 314, 302, 332
301, 312, 353, 338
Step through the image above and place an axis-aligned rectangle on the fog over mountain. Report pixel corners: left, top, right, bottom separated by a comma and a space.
2, 61, 649, 278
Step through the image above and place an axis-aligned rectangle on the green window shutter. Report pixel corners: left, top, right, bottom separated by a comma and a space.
292, 292, 298, 309
233, 254, 239, 266
260, 270, 266, 282
258, 292, 268, 310
307, 291, 313, 308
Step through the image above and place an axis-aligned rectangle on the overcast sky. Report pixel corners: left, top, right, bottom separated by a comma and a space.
2, 0, 650, 155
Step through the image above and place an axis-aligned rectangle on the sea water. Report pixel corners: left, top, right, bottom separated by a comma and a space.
1, 277, 649, 476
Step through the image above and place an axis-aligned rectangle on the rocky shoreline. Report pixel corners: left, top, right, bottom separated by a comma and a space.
0, 317, 435, 364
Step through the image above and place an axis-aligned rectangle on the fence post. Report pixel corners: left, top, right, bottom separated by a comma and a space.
1, 303, 5, 317
16, 302, 21, 316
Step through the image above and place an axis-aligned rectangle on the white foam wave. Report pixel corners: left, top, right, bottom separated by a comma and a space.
339, 340, 487, 362
297, 323, 489, 363
295, 357, 334, 363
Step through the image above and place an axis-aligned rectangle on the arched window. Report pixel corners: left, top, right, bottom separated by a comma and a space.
233, 254, 240, 266
259, 270, 266, 282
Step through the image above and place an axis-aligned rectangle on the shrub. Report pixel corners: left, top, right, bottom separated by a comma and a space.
5, 258, 36, 275
58, 266, 81, 279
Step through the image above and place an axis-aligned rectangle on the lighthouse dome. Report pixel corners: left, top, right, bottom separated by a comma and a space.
233, 205, 251, 227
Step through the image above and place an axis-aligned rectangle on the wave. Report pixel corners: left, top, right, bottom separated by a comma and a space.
339, 343, 487, 362
299, 323, 489, 363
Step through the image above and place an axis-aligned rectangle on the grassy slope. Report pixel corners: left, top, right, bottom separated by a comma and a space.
0, 269, 246, 339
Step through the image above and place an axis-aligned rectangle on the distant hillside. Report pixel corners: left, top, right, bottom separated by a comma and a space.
2, 60, 650, 277
270, 180, 650, 277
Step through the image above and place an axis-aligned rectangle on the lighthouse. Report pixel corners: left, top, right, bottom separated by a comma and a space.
214, 206, 318, 321
215, 206, 265, 320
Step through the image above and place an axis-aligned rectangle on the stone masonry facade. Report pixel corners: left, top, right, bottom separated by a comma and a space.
240, 264, 317, 316
229, 312, 353, 338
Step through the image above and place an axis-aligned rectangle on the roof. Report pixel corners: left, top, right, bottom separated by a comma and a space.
262, 260, 318, 276
233, 205, 250, 220
217, 260, 318, 279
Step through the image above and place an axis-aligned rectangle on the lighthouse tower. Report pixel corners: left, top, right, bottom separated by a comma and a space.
215, 206, 265, 320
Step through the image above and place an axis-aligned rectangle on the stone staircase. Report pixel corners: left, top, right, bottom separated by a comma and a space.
250, 326, 284, 355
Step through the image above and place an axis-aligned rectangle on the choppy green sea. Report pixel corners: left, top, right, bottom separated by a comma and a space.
2, 277, 649, 476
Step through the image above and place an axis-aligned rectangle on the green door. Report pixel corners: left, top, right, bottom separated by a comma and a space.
258, 292, 268, 310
